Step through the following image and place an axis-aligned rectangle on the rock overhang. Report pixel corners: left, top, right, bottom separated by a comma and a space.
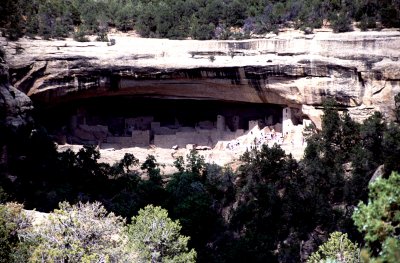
1, 30, 400, 126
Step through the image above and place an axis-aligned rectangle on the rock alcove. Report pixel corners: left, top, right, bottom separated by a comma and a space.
36, 96, 307, 150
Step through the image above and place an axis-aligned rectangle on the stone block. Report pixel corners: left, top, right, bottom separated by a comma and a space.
248, 120, 259, 130
274, 123, 283, 133
153, 126, 175, 135
132, 130, 150, 146
154, 134, 177, 148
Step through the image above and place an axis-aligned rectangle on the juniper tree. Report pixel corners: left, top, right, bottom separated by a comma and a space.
21, 201, 135, 262
128, 205, 196, 263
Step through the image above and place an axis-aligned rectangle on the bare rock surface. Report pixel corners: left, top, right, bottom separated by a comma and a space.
0, 56, 33, 132
1, 30, 400, 126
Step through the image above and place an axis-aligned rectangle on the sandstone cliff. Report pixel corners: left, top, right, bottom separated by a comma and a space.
1, 30, 400, 128
0, 55, 32, 133
0, 49, 33, 169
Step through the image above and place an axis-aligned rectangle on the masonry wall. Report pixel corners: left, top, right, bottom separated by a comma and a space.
132, 130, 150, 146
153, 129, 239, 148
107, 136, 134, 147
107, 130, 150, 147
282, 107, 293, 135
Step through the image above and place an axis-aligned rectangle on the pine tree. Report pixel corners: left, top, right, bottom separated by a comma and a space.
1, 0, 25, 40
352, 172, 400, 262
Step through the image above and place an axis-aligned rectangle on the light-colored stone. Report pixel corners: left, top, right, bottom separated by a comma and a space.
2, 30, 400, 128
186, 144, 196, 150
282, 107, 293, 136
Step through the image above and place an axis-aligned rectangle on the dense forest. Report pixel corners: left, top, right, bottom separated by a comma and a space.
1, 0, 400, 40
1, 93, 400, 262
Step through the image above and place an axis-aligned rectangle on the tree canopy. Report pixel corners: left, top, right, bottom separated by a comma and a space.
352, 172, 400, 263
1, 0, 399, 40
20, 201, 134, 263
2, 96, 400, 262
128, 205, 197, 263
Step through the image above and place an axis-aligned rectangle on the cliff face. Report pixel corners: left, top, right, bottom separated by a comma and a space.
1, 30, 400, 127
0, 51, 33, 170
0, 57, 32, 134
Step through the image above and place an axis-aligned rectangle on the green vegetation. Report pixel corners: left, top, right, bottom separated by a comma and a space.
128, 205, 196, 263
0, 201, 194, 262
353, 172, 400, 263
1, 0, 399, 40
2, 95, 400, 262
307, 172, 400, 263
2, 1, 399, 260
307, 232, 360, 263
0, 203, 31, 263
21, 202, 133, 262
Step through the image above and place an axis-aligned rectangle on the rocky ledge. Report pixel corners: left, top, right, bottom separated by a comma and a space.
1, 30, 400, 127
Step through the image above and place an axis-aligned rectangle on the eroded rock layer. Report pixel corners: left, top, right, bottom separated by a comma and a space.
2, 30, 400, 127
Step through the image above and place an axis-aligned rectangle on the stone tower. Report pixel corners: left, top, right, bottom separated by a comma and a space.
282, 107, 293, 136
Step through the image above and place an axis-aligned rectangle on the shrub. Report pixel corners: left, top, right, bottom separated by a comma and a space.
96, 32, 109, 42
21, 201, 135, 262
307, 232, 359, 263
0, 203, 31, 263
359, 15, 377, 31
73, 26, 89, 42
128, 205, 196, 263
331, 12, 353, 33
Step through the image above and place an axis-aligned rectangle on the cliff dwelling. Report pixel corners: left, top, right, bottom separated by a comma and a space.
37, 97, 311, 152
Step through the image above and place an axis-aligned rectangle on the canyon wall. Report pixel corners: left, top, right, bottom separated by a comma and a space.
0, 56, 32, 133
1, 30, 400, 128
0, 50, 33, 169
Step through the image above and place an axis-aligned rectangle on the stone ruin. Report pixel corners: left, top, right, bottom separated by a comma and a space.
65, 105, 312, 152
